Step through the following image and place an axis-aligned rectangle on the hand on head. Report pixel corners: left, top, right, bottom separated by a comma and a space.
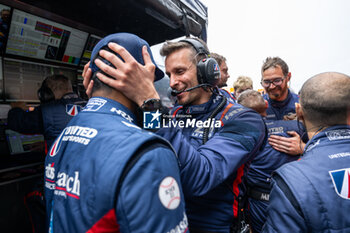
83, 39, 160, 106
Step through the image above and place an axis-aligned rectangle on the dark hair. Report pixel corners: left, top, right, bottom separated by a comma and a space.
261, 57, 289, 77
300, 72, 350, 126
91, 46, 116, 95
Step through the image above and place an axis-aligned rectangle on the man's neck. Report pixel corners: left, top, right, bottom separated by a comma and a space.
92, 90, 135, 113
305, 121, 327, 140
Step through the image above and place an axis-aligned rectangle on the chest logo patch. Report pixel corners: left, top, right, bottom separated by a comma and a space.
329, 168, 350, 199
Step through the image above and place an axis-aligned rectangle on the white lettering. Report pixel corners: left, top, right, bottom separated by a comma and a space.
186, 119, 196, 128
196, 120, 203, 128
55, 171, 80, 198
72, 172, 80, 196
45, 163, 55, 179
167, 212, 188, 233
178, 121, 184, 128
57, 172, 66, 187
214, 121, 221, 128
328, 152, 350, 159
66, 176, 74, 192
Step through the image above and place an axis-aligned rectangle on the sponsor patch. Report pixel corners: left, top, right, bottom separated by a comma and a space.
158, 176, 181, 210
55, 171, 80, 199
268, 126, 284, 134
83, 98, 107, 112
326, 129, 350, 141
329, 168, 350, 199
328, 152, 350, 159
110, 107, 133, 122
66, 104, 83, 116
60, 126, 98, 146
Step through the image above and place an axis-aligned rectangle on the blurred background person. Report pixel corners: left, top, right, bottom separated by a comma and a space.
7, 74, 86, 149
233, 75, 253, 99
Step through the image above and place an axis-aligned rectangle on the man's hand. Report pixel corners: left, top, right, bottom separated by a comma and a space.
91, 42, 160, 106
268, 131, 305, 155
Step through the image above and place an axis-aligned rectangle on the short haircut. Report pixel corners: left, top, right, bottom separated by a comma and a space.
237, 90, 266, 115
160, 37, 209, 64
300, 72, 350, 126
210, 53, 226, 66
261, 57, 289, 77
233, 76, 253, 91
45, 74, 72, 94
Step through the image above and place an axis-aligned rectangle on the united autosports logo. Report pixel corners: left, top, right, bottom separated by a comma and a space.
329, 168, 350, 199
66, 104, 83, 116
49, 129, 66, 157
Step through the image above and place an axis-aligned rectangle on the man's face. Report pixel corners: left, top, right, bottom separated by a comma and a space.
1, 10, 10, 22
262, 66, 290, 101
165, 48, 211, 106
218, 60, 229, 88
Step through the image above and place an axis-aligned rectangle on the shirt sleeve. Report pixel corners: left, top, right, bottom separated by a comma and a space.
157, 110, 266, 196
262, 176, 307, 233
7, 107, 44, 134
116, 145, 188, 233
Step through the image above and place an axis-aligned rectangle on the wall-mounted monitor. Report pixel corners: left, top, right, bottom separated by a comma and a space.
79, 34, 101, 70
6, 9, 88, 66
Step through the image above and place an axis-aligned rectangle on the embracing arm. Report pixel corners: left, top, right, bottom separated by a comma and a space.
157, 110, 266, 196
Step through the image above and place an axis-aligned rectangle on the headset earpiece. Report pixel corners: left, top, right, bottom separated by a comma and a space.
37, 77, 55, 103
180, 38, 221, 86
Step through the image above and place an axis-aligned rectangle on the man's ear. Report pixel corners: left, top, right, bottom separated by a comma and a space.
295, 102, 303, 120
264, 100, 268, 110
286, 72, 291, 82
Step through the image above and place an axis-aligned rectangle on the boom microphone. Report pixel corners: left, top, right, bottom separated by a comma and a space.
170, 84, 212, 96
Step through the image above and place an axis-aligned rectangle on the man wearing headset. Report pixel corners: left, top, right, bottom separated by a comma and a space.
7, 74, 86, 148
83, 37, 266, 233
210, 52, 236, 103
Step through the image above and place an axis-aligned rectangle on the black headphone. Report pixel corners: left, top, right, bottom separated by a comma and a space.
37, 77, 55, 103
180, 38, 221, 86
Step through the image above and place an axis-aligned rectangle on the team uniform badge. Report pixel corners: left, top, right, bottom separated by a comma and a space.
329, 168, 350, 199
